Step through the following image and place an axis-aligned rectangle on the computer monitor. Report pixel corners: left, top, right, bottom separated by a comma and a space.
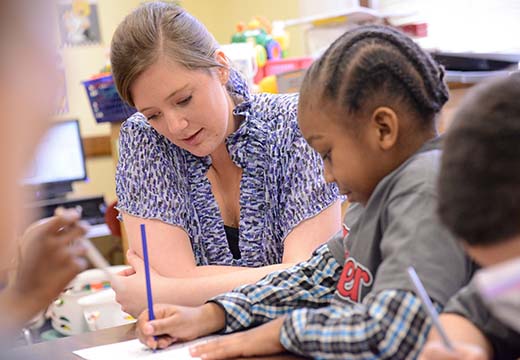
23, 119, 87, 200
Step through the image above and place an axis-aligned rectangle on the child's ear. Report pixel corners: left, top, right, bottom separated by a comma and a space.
370, 106, 398, 151
214, 49, 230, 85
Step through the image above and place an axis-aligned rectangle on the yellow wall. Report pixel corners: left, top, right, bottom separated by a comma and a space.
73, 156, 117, 203
182, 0, 305, 57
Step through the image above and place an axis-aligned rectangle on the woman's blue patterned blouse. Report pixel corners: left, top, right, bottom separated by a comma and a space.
116, 70, 339, 267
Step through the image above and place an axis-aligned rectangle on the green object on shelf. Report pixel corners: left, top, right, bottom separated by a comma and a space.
231, 32, 246, 43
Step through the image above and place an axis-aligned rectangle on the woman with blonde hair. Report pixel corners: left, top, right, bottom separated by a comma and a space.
111, 1, 341, 316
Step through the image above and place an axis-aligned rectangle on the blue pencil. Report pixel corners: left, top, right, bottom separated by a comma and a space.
140, 223, 157, 350
407, 266, 454, 351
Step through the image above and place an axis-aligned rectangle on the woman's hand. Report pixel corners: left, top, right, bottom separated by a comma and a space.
136, 302, 226, 350
113, 249, 163, 317
189, 316, 286, 360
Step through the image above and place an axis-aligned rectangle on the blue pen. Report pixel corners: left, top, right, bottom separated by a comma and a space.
407, 266, 454, 351
140, 223, 157, 351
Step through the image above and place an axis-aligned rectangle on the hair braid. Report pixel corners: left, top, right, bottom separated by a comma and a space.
369, 30, 447, 106
300, 25, 449, 127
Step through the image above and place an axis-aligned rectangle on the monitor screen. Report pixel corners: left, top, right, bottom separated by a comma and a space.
23, 120, 87, 186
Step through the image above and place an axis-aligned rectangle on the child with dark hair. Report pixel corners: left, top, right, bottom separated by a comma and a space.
134, 25, 474, 359
419, 74, 520, 360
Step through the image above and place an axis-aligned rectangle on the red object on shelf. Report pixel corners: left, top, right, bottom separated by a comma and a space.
104, 200, 121, 237
254, 57, 313, 84
89, 72, 112, 80
398, 23, 428, 38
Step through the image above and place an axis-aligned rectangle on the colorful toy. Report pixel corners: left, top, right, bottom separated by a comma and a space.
232, 16, 291, 83
257, 56, 314, 89
255, 44, 267, 68
271, 20, 290, 58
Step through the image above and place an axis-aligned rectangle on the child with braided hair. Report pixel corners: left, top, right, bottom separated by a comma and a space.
134, 25, 474, 359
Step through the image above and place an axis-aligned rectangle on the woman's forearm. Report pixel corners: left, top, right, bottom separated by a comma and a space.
155, 262, 295, 306
173, 261, 298, 278
115, 248, 297, 317
170, 264, 249, 277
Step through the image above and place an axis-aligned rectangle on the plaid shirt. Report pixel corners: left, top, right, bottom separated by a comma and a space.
211, 245, 437, 360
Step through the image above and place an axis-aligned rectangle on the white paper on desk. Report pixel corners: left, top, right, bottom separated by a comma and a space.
73, 336, 216, 360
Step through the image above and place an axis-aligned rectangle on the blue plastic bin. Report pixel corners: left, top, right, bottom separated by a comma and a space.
82, 74, 136, 123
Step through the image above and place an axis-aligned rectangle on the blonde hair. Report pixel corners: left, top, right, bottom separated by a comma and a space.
110, 2, 223, 107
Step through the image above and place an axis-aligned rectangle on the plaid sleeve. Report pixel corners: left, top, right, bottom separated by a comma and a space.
209, 244, 343, 333
280, 289, 440, 360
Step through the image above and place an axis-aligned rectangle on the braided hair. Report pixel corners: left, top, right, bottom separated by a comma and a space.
300, 25, 449, 130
